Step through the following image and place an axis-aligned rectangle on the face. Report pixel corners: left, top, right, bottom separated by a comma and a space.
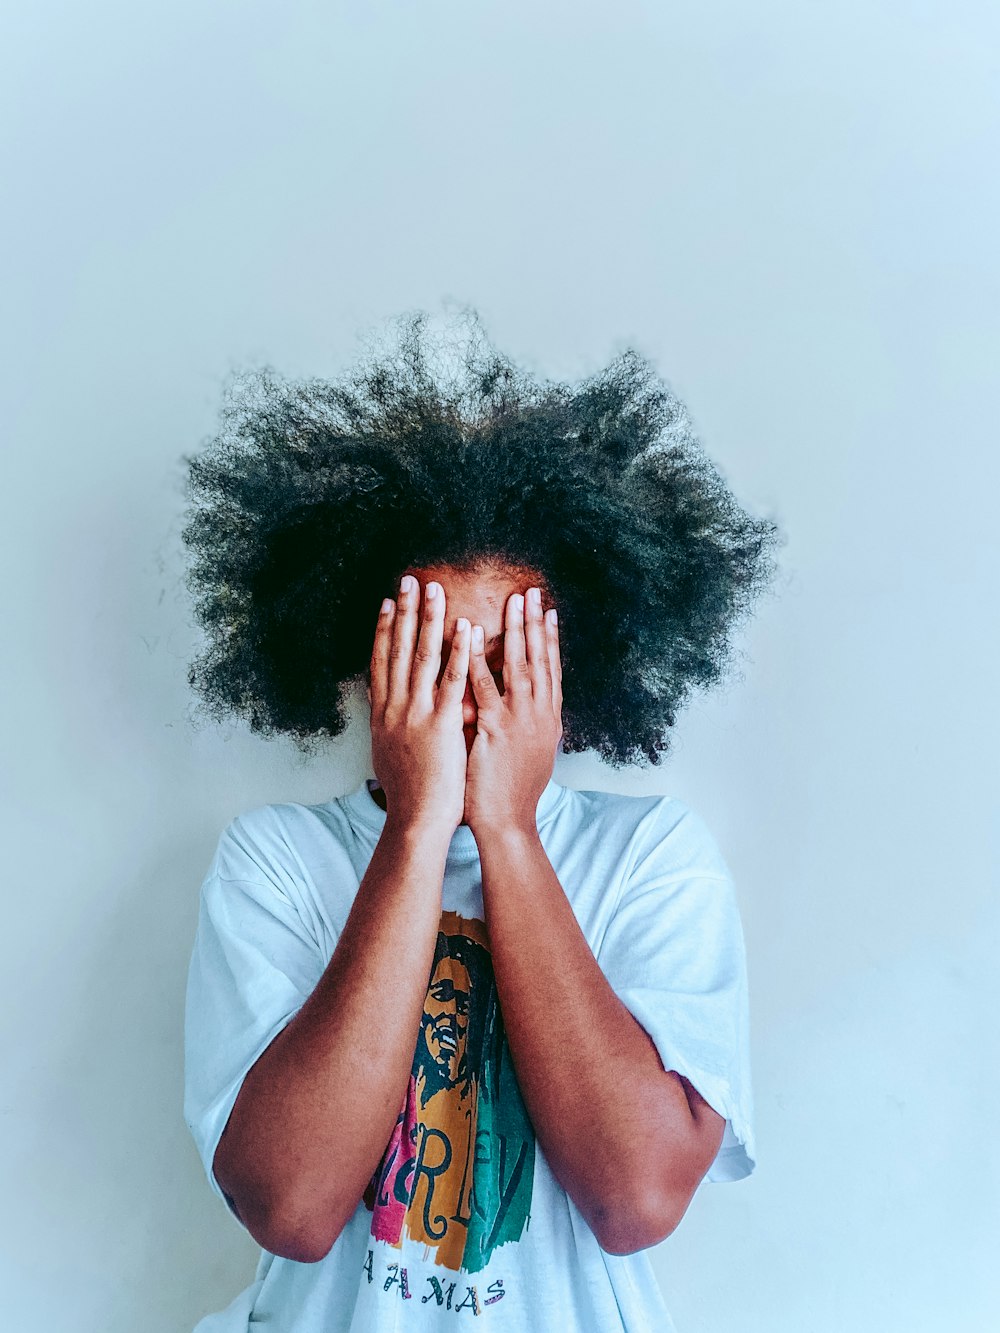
367, 562, 551, 758
422, 955, 471, 1086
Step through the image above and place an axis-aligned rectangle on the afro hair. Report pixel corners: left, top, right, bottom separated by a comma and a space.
180, 305, 783, 767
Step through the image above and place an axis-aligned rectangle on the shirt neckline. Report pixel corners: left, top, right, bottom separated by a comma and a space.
337, 774, 569, 863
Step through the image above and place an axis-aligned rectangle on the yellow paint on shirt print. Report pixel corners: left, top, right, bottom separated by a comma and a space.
364, 910, 536, 1274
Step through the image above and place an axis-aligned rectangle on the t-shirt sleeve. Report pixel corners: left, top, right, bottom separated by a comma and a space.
183, 816, 328, 1223
595, 800, 756, 1184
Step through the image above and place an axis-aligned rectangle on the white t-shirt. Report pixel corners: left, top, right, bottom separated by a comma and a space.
184, 776, 756, 1332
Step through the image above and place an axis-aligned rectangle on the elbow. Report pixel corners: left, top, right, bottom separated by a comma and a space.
595, 1213, 675, 1257
244, 1197, 344, 1264
261, 1222, 340, 1265
214, 1148, 343, 1263
593, 1189, 690, 1256
591, 1104, 722, 1255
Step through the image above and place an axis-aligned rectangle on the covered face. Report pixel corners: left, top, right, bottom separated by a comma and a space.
368, 562, 553, 756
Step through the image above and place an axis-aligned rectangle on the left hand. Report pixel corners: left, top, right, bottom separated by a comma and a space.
464, 585, 564, 837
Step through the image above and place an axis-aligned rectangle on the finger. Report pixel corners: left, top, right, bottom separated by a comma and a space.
545, 607, 563, 717
469, 623, 503, 713
501, 592, 532, 700
369, 596, 396, 720
524, 585, 549, 700
386, 574, 420, 710
435, 617, 471, 712
409, 579, 446, 706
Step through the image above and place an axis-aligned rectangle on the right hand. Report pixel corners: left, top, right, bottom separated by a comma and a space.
367, 573, 471, 837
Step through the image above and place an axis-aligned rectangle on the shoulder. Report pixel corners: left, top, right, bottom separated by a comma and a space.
208, 798, 353, 899
563, 785, 732, 883
214, 800, 301, 871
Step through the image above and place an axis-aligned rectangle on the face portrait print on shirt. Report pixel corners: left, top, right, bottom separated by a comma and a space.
420, 953, 474, 1098
363, 911, 536, 1274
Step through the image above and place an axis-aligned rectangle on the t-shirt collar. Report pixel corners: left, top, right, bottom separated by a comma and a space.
339, 774, 567, 863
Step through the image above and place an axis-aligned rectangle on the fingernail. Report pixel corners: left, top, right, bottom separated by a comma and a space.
528, 587, 541, 607
472, 624, 484, 649
547, 608, 557, 625
426, 581, 438, 600
401, 574, 416, 594
513, 594, 524, 615
380, 597, 392, 616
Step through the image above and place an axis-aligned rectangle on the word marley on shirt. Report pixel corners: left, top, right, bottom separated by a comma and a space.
362, 909, 535, 1307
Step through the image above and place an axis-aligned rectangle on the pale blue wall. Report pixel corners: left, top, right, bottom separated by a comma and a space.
2, 2, 996, 1329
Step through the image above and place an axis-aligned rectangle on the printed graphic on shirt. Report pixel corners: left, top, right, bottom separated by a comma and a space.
363, 1247, 507, 1313
363, 910, 535, 1275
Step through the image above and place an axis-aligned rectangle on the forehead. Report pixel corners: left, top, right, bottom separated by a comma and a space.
400, 564, 546, 633
403, 562, 539, 596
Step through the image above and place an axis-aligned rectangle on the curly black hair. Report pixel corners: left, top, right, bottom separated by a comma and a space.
180, 305, 783, 767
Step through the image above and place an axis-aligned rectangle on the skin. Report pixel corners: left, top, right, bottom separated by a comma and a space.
365, 563, 561, 830
364, 562, 726, 1251
215, 560, 725, 1260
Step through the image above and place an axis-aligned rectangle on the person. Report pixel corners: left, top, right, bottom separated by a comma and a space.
180, 307, 782, 1331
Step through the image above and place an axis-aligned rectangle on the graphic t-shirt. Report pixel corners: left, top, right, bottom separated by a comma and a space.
184, 777, 756, 1332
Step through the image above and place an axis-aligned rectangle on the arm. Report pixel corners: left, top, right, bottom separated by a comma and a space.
464, 586, 724, 1255
214, 574, 473, 1262
478, 823, 725, 1255
213, 816, 451, 1262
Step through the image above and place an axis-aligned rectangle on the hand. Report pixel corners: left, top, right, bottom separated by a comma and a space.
464, 585, 563, 837
368, 574, 472, 837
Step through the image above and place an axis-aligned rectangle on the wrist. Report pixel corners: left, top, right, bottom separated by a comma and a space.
382, 811, 457, 852
470, 818, 541, 852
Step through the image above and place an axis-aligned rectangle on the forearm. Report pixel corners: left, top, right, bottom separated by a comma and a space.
477, 825, 699, 1251
214, 816, 450, 1260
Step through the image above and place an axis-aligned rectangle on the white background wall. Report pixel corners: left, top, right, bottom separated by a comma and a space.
2, 2, 996, 1329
